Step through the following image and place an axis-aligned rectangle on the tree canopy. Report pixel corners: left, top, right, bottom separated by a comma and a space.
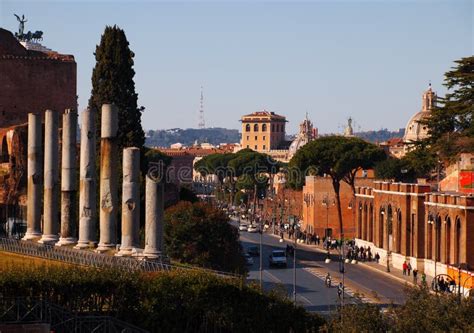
164, 201, 246, 274
89, 25, 145, 150
288, 136, 386, 237
420, 56, 474, 161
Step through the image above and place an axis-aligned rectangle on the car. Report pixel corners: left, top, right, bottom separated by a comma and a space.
247, 225, 259, 233
239, 224, 248, 232
269, 250, 287, 268
244, 253, 254, 266
247, 245, 259, 256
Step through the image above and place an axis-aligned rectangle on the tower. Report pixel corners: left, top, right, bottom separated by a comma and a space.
198, 86, 205, 129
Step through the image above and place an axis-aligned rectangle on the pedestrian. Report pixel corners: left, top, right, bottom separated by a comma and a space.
413, 268, 418, 285
402, 261, 408, 276
375, 252, 380, 263
407, 262, 412, 276
421, 272, 427, 287
337, 282, 344, 300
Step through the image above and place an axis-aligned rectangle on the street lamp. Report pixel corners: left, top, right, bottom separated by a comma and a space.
322, 194, 335, 263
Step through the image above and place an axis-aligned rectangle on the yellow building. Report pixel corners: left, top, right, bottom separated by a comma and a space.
240, 110, 286, 152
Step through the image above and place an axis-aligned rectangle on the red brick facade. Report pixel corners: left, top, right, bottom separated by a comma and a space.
0, 28, 76, 127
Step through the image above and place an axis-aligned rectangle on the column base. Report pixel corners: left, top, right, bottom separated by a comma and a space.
74, 241, 96, 250
95, 243, 116, 253
22, 231, 42, 241
143, 248, 162, 259
38, 234, 59, 244
115, 247, 133, 257
55, 237, 77, 247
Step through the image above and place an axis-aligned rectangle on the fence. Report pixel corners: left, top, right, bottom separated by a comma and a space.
0, 237, 240, 278
0, 297, 149, 333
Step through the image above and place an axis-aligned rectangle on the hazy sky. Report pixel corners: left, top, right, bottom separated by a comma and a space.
1, 1, 472, 134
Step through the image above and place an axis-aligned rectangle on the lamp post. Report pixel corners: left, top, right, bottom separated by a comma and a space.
322, 193, 334, 263
292, 217, 299, 304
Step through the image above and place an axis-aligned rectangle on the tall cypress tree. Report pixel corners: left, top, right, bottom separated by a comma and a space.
88, 25, 145, 150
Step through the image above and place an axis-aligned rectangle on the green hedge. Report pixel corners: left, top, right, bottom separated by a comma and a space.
0, 265, 324, 332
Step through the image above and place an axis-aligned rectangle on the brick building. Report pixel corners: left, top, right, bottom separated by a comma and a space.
301, 173, 374, 239
240, 110, 287, 152
355, 181, 474, 283
0, 28, 76, 127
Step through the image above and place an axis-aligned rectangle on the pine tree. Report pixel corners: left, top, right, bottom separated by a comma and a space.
421, 56, 474, 160
88, 25, 145, 150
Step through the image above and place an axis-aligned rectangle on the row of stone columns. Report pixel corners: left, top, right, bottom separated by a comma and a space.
22, 105, 164, 258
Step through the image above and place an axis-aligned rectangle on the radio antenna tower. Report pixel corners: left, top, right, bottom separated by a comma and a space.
198, 86, 205, 129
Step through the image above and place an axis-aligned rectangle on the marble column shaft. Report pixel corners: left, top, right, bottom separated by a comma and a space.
75, 108, 97, 249
57, 109, 78, 246
23, 113, 43, 240
143, 174, 164, 258
39, 110, 59, 244
117, 147, 140, 256
97, 104, 119, 252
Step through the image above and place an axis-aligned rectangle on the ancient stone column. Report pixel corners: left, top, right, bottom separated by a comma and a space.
116, 147, 140, 256
143, 174, 164, 258
23, 113, 43, 241
39, 110, 59, 244
75, 108, 97, 249
56, 109, 78, 246
96, 104, 119, 253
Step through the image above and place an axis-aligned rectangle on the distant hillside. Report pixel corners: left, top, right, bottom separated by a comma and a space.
146, 128, 240, 147
355, 128, 405, 143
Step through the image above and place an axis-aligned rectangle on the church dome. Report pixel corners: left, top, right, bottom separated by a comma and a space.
403, 84, 436, 143
288, 115, 316, 159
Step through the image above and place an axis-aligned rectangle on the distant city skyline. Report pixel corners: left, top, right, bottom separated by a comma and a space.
1, 1, 472, 134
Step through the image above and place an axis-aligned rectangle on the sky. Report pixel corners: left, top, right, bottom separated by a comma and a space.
0, 0, 472, 135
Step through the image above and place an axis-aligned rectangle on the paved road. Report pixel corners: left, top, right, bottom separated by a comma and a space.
235, 219, 407, 312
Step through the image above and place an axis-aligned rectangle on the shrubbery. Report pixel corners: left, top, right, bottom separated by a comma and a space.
0, 265, 323, 332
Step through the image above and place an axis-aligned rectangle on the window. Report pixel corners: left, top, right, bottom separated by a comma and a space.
255, 136, 257, 140
272, 124, 275, 131
246, 136, 249, 140
263, 136, 266, 140
263, 145, 266, 150
245, 124, 250, 132
246, 145, 249, 148
254, 145, 258, 150
254, 124, 259, 132
262, 124, 267, 131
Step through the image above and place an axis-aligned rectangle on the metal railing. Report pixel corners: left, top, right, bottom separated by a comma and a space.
0, 237, 240, 278
0, 297, 148, 333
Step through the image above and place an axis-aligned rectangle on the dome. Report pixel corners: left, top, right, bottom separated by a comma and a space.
402, 111, 430, 143
403, 84, 436, 143
288, 115, 316, 159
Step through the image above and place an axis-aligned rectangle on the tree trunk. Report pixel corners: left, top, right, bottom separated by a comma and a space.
332, 179, 344, 240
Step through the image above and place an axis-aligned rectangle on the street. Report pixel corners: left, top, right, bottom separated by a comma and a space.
234, 219, 407, 313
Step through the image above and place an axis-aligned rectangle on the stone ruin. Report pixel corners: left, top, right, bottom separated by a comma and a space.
22, 105, 163, 259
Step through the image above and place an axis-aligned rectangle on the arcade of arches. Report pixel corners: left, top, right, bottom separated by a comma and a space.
355, 181, 474, 279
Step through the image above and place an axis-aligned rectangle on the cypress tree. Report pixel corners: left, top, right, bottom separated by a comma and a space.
88, 25, 145, 150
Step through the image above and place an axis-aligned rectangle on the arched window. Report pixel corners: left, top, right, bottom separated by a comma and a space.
254, 124, 259, 132
435, 215, 441, 261
262, 124, 267, 131
455, 217, 461, 265
396, 210, 402, 254
446, 216, 451, 264
369, 204, 374, 242
245, 124, 250, 132
0, 137, 8, 163
271, 124, 275, 132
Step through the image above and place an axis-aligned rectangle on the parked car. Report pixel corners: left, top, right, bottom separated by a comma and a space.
247, 225, 259, 233
244, 253, 254, 266
269, 250, 287, 268
247, 245, 260, 256
239, 224, 248, 232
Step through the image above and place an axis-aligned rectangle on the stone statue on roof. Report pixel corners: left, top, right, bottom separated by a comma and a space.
14, 14, 27, 37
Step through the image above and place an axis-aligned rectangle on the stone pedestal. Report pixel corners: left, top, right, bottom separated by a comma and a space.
23, 113, 43, 241
39, 110, 59, 244
75, 108, 97, 249
96, 104, 119, 253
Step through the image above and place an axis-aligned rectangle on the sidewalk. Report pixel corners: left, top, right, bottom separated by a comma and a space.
266, 230, 418, 287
